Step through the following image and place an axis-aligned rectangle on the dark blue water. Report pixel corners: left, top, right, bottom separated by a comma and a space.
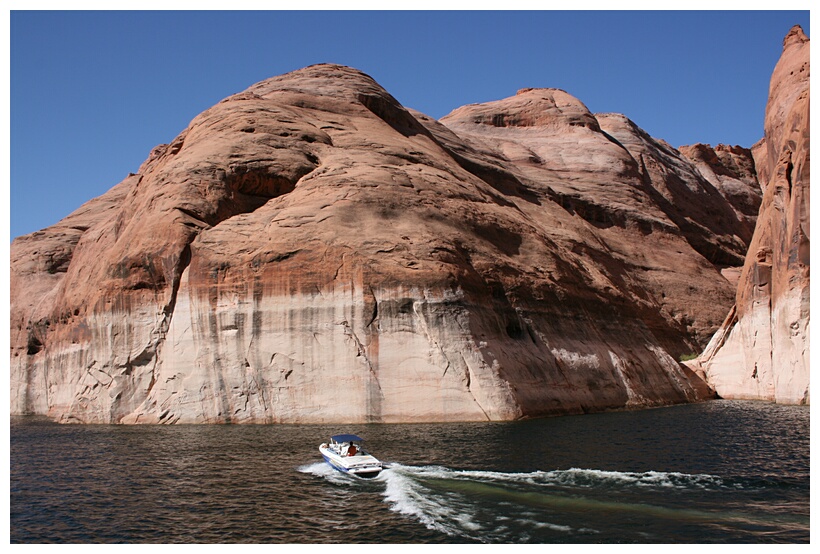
10, 400, 810, 543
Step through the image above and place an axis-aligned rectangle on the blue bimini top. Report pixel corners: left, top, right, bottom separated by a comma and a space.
331, 434, 365, 443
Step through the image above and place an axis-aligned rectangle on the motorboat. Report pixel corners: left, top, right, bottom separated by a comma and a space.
319, 434, 383, 478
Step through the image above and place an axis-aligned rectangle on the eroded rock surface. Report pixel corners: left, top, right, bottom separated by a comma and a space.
692, 26, 810, 405
12, 62, 766, 423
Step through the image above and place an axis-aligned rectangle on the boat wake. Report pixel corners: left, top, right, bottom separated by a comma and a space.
299, 462, 796, 543
379, 464, 725, 541
297, 461, 355, 485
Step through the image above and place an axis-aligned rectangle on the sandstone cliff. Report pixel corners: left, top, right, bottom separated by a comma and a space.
692, 26, 810, 405
11, 63, 762, 423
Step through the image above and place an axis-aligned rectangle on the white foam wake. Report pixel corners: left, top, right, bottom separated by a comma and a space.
296, 461, 354, 485
533, 467, 725, 489
380, 464, 483, 538
301, 460, 727, 542
376, 464, 725, 541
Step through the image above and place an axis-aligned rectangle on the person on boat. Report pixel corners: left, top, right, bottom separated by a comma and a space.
348, 444, 357, 456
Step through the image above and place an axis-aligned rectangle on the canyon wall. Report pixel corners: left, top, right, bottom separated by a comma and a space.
11, 62, 764, 423
692, 26, 810, 404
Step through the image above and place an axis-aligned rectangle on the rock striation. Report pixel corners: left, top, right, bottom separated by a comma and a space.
692, 26, 810, 404
11, 62, 764, 423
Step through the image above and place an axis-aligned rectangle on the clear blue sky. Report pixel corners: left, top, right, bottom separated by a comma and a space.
8, 9, 811, 240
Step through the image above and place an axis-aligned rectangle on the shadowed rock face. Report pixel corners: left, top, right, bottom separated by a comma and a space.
12, 62, 764, 423
693, 26, 810, 405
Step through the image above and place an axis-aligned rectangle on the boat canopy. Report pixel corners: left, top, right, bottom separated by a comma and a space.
330, 434, 365, 443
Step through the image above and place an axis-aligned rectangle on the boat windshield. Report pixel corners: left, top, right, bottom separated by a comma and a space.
333, 441, 368, 456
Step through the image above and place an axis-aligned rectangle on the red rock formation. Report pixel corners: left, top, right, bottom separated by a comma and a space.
678, 143, 761, 235
11, 63, 763, 423
441, 92, 754, 345
693, 26, 810, 404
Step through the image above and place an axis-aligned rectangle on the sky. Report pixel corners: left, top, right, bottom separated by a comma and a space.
6, 5, 812, 240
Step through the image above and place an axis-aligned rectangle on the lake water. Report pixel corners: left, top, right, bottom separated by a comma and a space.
10, 399, 810, 543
